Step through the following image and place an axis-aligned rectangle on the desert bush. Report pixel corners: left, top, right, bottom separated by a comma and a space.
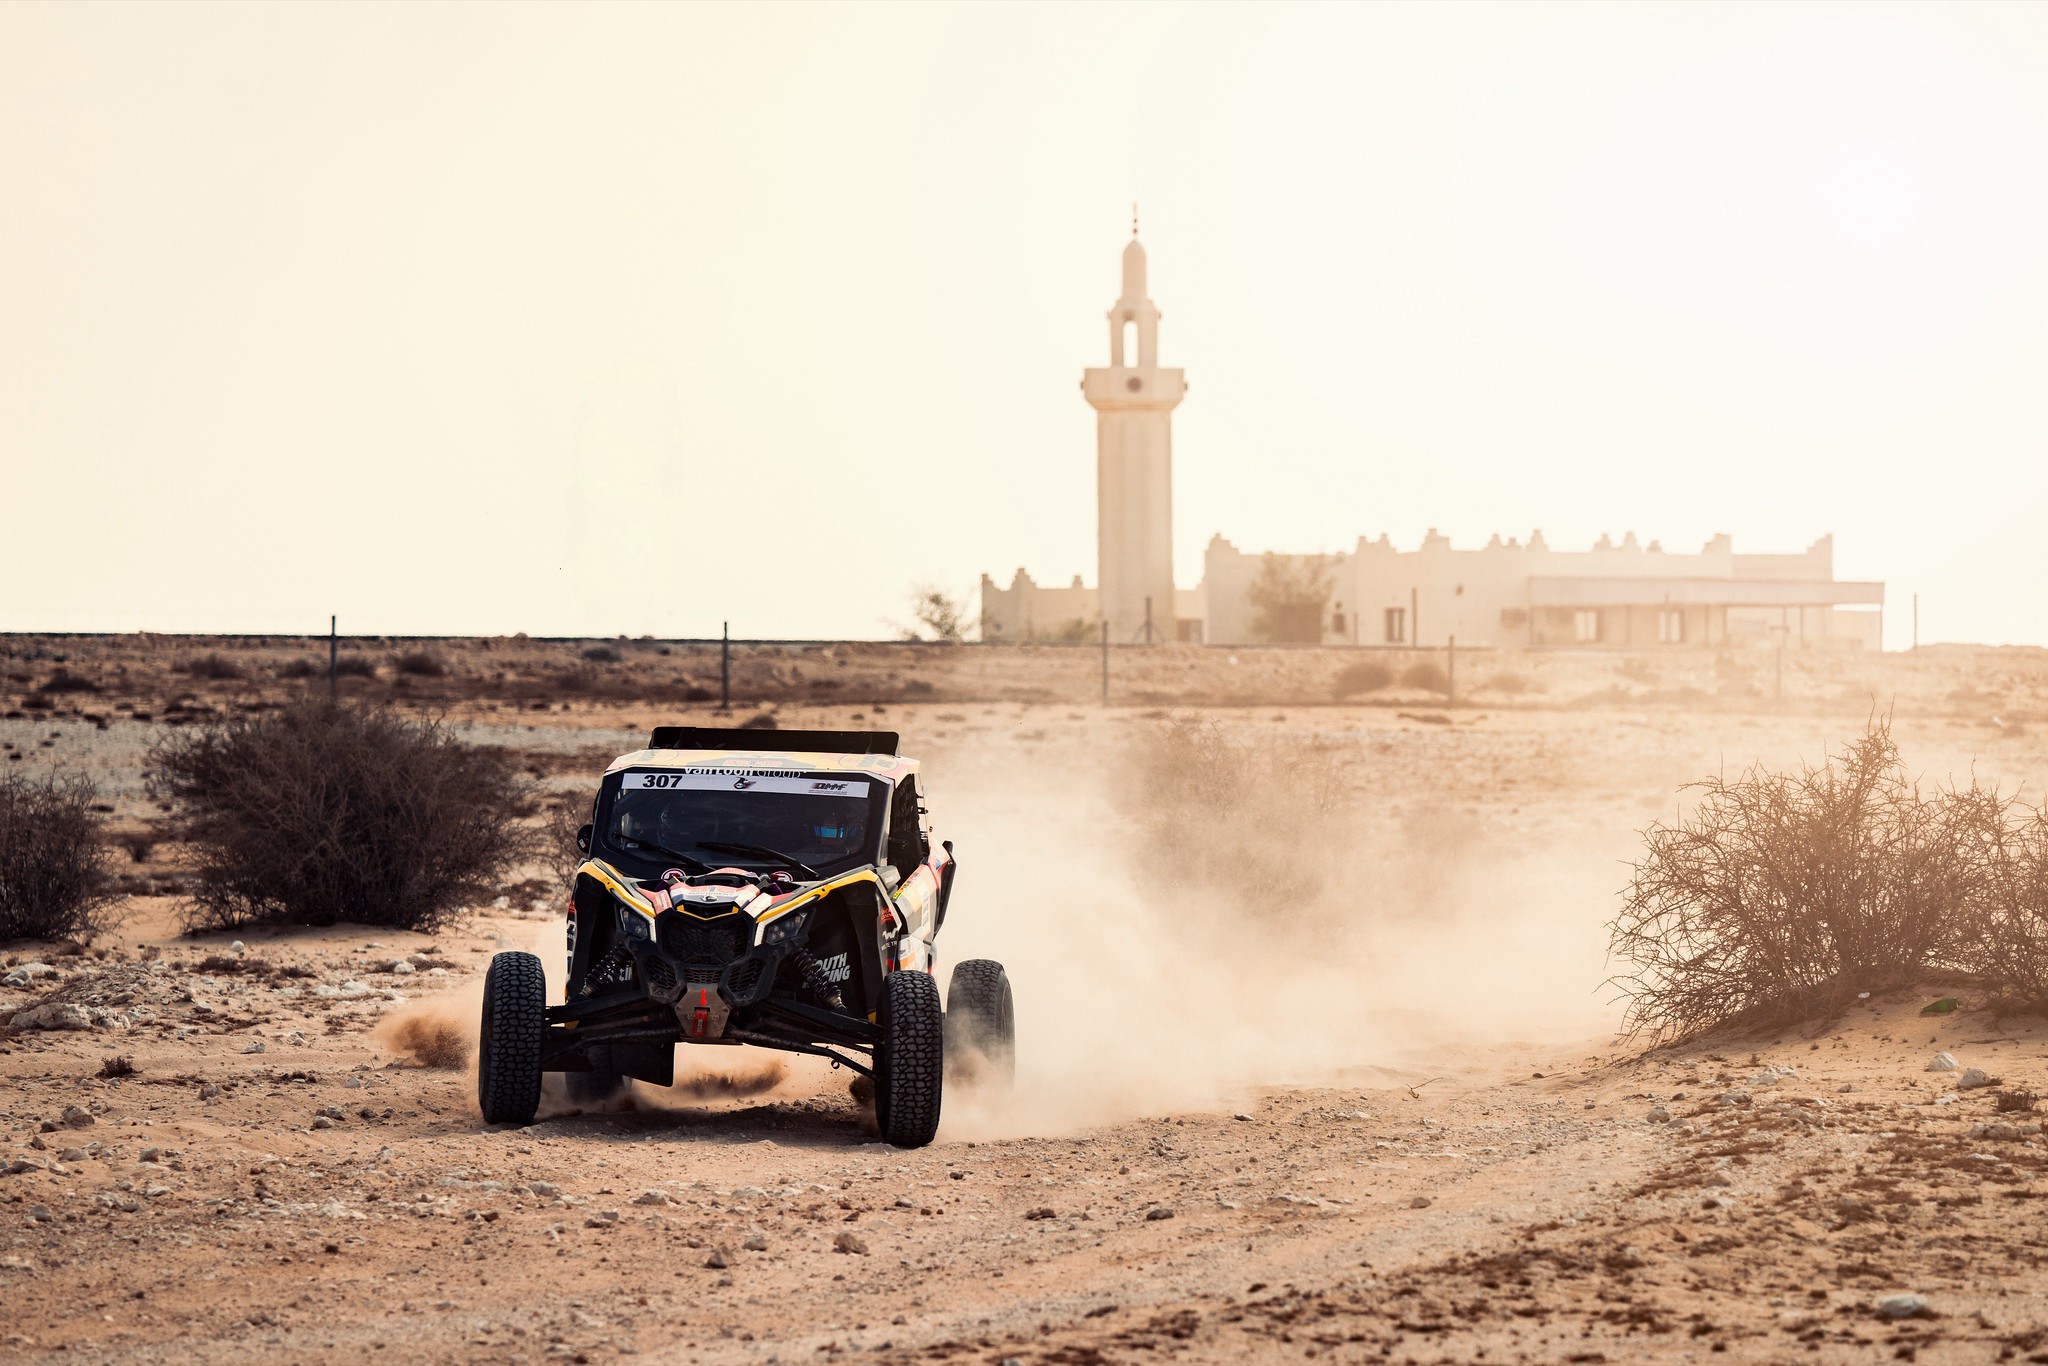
394, 650, 446, 677
179, 653, 244, 681
39, 670, 100, 695
1608, 718, 1983, 1041
1959, 803, 2048, 1012
539, 792, 591, 889
1483, 669, 1533, 696
0, 769, 118, 943
147, 701, 536, 933
581, 645, 621, 664
278, 659, 319, 680
1401, 660, 1450, 694
333, 655, 377, 679
1334, 660, 1393, 697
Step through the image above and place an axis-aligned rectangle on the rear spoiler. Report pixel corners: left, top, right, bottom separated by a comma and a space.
647, 726, 899, 757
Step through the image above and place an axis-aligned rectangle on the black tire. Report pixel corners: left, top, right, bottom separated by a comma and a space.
945, 959, 1015, 1092
874, 969, 943, 1148
565, 1069, 627, 1107
477, 951, 546, 1126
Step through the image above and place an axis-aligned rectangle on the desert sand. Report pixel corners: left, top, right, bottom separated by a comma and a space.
3, 637, 2047, 1364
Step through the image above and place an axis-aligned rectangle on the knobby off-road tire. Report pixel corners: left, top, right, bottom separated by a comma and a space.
944, 959, 1015, 1093
477, 951, 546, 1126
874, 969, 943, 1148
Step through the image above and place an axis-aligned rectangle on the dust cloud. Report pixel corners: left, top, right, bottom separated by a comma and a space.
372, 1001, 473, 1069
934, 718, 1629, 1138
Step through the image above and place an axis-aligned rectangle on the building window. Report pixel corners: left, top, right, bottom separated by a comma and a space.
1331, 603, 1347, 638
1573, 609, 1601, 644
1384, 607, 1406, 644
1657, 608, 1684, 644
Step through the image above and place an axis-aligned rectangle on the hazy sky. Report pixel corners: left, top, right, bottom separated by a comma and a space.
3, 2, 2045, 646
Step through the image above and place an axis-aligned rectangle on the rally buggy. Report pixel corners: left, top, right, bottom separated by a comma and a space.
476, 726, 1014, 1148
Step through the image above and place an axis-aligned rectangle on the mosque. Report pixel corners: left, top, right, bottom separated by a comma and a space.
979, 230, 1885, 650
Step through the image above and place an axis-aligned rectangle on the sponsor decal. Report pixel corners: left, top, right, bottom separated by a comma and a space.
622, 772, 870, 798
816, 951, 852, 984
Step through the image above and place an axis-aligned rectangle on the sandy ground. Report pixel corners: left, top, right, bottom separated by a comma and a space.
4, 647, 2048, 1364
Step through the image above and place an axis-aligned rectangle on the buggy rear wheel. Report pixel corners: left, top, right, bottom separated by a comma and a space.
477, 951, 545, 1126
874, 970, 943, 1148
944, 959, 1015, 1093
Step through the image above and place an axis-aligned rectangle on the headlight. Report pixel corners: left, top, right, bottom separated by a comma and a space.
618, 907, 652, 940
758, 908, 811, 946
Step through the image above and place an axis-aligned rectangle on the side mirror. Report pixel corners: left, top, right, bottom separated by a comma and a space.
575, 824, 592, 855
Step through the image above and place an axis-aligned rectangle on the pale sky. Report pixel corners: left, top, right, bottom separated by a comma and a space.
3, 1, 2044, 646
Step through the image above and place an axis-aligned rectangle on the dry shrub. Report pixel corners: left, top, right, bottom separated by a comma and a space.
1124, 716, 1344, 896
1609, 718, 1983, 1041
394, 650, 447, 677
147, 701, 536, 933
1483, 669, 1534, 696
39, 670, 100, 695
539, 791, 591, 889
581, 645, 621, 664
1960, 804, 2048, 1012
1401, 660, 1450, 694
0, 769, 118, 943
1334, 660, 1392, 697
179, 653, 244, 681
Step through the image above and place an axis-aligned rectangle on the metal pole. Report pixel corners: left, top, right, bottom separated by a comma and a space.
1410, 586, 1419, 647
1447, 635, 1456, 706
328, 615, 337, 704
720, 621, 731, 711
1100, 619, 1109, 705
1143, 596, 1153, 646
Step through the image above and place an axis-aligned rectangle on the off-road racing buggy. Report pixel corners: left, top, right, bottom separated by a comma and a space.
476, 727, 1014, 1148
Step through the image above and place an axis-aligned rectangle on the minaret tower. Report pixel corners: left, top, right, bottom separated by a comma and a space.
1083, 215, 1186, 644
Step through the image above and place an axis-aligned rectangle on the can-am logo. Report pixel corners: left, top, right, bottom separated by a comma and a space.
732, 777, 755, 790
810, 781, 849, 792
816, 951, 851, 984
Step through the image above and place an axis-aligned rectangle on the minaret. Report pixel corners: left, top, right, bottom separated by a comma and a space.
1083, 218, 1186, 644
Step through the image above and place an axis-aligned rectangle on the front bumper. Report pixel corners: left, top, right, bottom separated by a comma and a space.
629, 908, 781, 1011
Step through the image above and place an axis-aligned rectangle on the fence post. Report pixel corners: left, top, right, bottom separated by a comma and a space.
328, 615, 337, 704
1100, 620, 1109, 706
720, 621, 731, 712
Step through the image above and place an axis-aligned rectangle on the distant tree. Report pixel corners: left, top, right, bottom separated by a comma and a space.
900, 584, 968, 643
1247, 555, 1334, 644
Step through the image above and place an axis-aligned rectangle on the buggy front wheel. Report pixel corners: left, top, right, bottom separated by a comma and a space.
477, 951, 545, 1126
874, 970, 943, 1148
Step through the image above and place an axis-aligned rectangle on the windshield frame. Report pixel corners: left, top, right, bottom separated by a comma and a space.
592, 765, 889, 880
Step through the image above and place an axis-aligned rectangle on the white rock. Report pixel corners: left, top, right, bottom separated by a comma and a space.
529, 1181, 561, 1199
229, 941, 245, 955
8, 1003, 96, 1031
242, 1040, 266, 1054
388, 960, 416, 975
1957, 1068, 1996, 1091
2, 963, 56, 987
1876, 1293, 1928, 1318
1926, 1052, 1959, 1073
632, 1190, 672, 1206
1647, 1106, 1672, 1124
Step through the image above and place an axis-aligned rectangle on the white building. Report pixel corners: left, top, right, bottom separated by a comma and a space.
982, 234, 1884, 650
